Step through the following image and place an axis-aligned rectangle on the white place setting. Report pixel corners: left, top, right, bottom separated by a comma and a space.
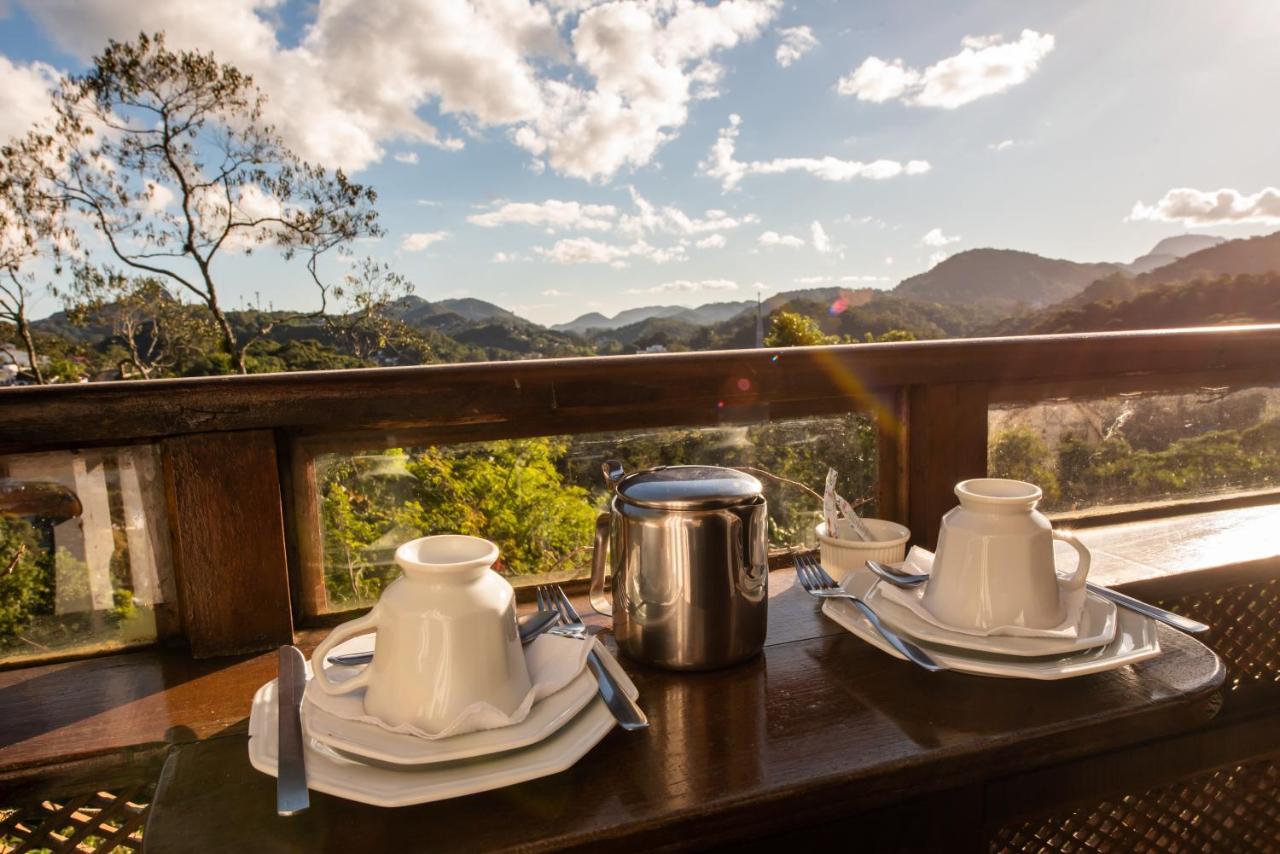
246, 533, 643, 809
807, 477, 1206, 680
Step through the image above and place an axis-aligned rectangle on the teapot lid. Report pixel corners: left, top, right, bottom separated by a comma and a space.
614, 465, 763, 510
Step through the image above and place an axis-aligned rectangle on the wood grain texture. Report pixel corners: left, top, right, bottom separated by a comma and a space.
874, 387, 908, 524
162, 431, 293, 657
142, 618, 1222, 853
906, 382, 989, 549
3, 326, 1280, 453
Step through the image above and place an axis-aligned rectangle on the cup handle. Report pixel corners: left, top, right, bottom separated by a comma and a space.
589, 511, 612, 617
1052, 530, 1092, 591
309, 609, 380, 696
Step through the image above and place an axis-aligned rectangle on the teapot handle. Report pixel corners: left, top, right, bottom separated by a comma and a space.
589, 511, 613, 616
310, 609, 380, 696
1052, 531, 1092, 591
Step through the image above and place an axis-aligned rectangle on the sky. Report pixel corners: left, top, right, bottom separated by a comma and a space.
2, 0, 1279, 325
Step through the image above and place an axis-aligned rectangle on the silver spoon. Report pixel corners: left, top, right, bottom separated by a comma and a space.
326, 609, 561, 667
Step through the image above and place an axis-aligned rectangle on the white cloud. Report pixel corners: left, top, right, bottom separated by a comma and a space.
811, 220, 832, 254
696, 233, 726, 249
928, 251, 950, 268
920, 227, 960, 247
835, 214, 880, 227
393, 151, 420, 164
758, 230, 805, 248
142, 182, 175, 213
618, 187, 758, 236
535, 236, 685, 266
776, 25, 817, 68
0, 55, 60, 142
24, 0, 779, 180
468, 199, 619, 231
491, 250, 522, 263
511, 0, 782, 179
837, 30, 1055, 109
1127, 187, 1280, 226
541, 288, 569, 296
627, 278, 738, 294
836, 56, 918, 103
701, 114, 930, 190
794, 274, 889, 285
401, 231, 450, 251
884, 256, 894, 265
416, 199, 442, 207
469, 190, 755, 240
989, 139, 1015, 151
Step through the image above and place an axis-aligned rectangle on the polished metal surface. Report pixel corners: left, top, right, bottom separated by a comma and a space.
276, 645, 310, 816
536, 585, 648, 731
614, 464, 763, 511
590, 460, 769, 671
796, 554, 945, 672
865, 559, 1210, 634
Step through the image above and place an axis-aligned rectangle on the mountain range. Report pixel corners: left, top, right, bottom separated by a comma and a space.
23, 229, 1280, 377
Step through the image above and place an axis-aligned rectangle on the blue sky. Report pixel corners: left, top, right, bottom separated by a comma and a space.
2, 0, 1279, 325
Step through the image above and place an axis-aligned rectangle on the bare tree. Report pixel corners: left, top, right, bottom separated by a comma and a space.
3, 32, 382, 374
63, 267, 216, 379
324, 258, 416, 362
0, 163, 74, 385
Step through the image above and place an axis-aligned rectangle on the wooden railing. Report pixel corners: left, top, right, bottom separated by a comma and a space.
3, 324, 1280, 658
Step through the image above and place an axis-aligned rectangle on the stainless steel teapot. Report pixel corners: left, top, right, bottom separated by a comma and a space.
589, 460, 769, 670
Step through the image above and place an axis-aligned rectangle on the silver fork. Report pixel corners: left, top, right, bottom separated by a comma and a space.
535, 584, 649, 731
794, 553, 945, 672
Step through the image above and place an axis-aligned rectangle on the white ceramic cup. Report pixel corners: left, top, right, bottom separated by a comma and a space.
921, 478, 1091, 632
310, 535, 532, 732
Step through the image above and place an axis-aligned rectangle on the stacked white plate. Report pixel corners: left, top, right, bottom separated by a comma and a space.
246, 634, 637, 807
822, 551, 1161, 679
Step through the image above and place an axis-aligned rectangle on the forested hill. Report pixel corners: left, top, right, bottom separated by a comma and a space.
999, 272, 1280, 335
1136, 230, 1280, 287
893, 249, 1122, 310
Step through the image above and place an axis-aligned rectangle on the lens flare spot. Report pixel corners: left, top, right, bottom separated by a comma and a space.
829, 298, 850, 315
771, 354, 780, 362
736, 377, 751, 392
717, 400, 725, 409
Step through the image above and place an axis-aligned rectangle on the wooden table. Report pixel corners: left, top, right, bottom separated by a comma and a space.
127, 569, 1224, 853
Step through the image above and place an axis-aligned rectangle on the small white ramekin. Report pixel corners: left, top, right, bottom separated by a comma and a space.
815, 518, 911, 581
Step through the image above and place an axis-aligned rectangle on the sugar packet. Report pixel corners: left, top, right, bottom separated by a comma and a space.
823, 467, 873, 541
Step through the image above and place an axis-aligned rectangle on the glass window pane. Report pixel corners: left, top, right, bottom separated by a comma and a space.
314, 413, 875, 612
0, 445, 175, 664
989, 385, 1280, 514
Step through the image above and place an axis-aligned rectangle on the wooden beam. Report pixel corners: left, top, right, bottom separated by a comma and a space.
906, 382, 989, 549
4, 325, 1280, 452
874, 387, 908, 524
162, 431, 293, 657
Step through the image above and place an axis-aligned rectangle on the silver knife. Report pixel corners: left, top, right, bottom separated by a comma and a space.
276, 646, 310, 816
583, 646, 649, 731
1086, 583, 1209, 633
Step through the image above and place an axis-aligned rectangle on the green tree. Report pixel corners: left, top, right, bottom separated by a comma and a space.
988, 427, 1061, 503
0, 517, 53, 641
764, 311, 836, 347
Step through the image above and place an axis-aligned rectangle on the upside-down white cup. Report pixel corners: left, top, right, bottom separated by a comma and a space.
922, 478, 1091, 632
816, 517, 911, 582
310, 535, 532, 732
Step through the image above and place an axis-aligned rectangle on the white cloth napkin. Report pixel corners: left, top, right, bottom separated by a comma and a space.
876, 546, 1087, 639
303, 633, 593, 740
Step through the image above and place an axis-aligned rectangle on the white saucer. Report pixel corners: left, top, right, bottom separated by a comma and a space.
248, 643, 638, 807
822, 567, 1160, 680
866, 579, 1118, 657
303, 639, 598, 766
